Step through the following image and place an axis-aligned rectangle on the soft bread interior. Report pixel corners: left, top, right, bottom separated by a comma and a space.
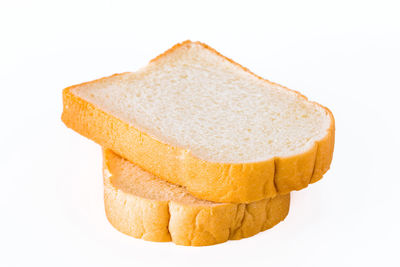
105, 150, 218, 206
75, 41, 331, 163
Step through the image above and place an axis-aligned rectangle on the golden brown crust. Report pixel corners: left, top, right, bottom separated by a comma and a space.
62, 41, 335, 203
103, 149, 290, 246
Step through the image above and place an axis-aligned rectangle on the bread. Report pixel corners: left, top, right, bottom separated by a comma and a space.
103, 149, 290, 246
63, 40, 335, 203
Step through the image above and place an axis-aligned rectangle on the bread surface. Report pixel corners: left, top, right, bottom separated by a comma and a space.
103, 149, 290, 246
63, 40, 335, 202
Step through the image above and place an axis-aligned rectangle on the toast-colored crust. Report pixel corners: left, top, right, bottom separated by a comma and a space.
62, 40, 335, 203
103, 149, 290, 246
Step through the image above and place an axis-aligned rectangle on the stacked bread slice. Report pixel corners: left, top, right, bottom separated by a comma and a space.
62, 41, 335, 246
103, 149, 290, 246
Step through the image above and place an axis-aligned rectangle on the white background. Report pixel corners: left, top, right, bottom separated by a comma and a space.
1, 0, 399, 266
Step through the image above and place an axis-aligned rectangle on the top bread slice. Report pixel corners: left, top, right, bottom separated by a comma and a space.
62, 40, 335, 203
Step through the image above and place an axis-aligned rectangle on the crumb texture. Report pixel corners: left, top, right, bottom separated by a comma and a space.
74, 41, 331, 163
106, 150, 215, 205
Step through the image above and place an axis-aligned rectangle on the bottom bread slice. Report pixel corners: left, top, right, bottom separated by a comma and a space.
103, 149, 290, 246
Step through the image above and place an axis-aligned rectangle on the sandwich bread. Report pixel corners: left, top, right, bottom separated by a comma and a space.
63, 41, 335, 202
103, 149, 290, 246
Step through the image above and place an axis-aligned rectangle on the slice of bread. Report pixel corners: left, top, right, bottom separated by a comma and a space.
63, 40, 335, 203
103, 149, 290, 246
